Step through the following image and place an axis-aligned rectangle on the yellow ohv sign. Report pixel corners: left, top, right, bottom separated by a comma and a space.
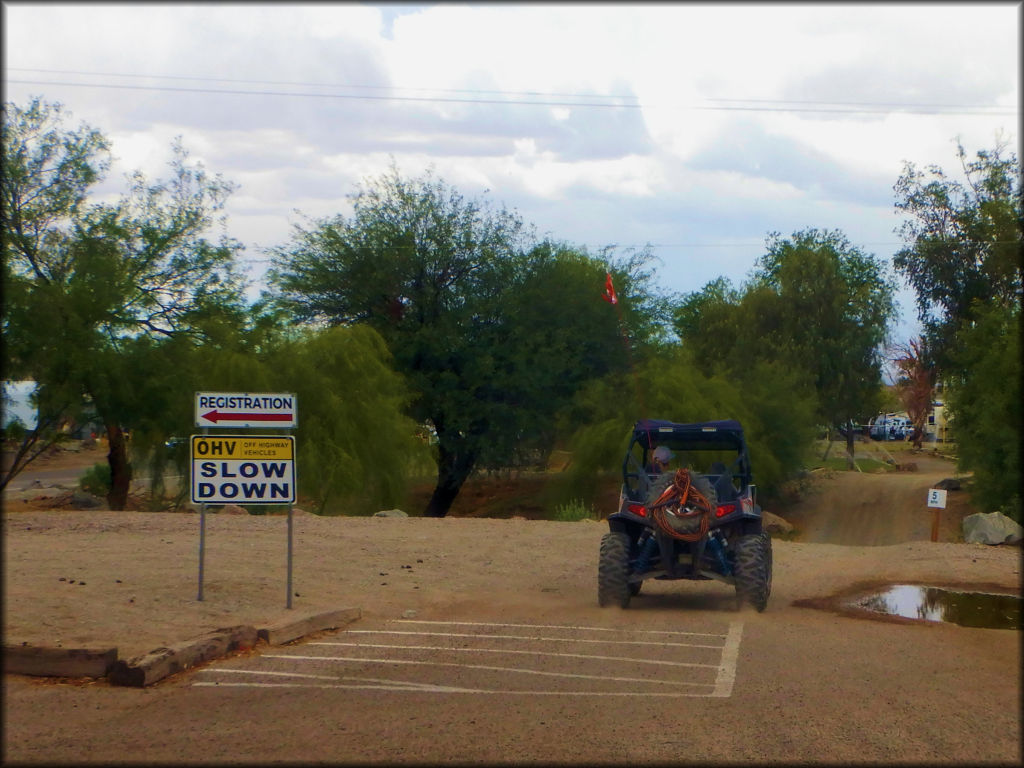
192, 436, 293, 460
190, 435, 295, 504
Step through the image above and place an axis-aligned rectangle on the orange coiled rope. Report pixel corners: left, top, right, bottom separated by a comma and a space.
649, 468, 712, 541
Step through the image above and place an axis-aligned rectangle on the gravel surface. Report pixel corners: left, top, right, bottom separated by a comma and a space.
3, 509, 1019, 662
3, 443, 1019, 663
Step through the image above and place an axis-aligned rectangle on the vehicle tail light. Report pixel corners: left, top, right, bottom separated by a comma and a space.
715, 503, 736, 517
627, 503, 647, 517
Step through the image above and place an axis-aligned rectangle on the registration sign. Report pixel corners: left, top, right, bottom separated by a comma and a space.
190, 435, 296, 504
195, 391, 296, 428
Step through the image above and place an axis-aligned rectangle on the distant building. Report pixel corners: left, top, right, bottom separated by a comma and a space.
925, 399, 952, 442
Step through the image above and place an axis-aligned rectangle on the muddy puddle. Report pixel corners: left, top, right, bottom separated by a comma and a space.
849, 584, 1021, 630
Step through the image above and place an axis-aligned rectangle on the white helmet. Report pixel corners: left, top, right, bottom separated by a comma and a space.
652, 446, 675, 463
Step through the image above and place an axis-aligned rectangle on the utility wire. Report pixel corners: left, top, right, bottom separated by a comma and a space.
6, 67, 1015, 113
6, 76, 1017, 116
6, 67, 634, 101
239, 237, 1021, 263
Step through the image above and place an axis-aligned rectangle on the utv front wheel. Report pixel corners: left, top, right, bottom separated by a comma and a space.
598, 532, 632, 608
733, 532, 772, 611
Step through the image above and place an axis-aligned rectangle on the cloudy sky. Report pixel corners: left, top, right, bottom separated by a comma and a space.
3, 2, 1019, 342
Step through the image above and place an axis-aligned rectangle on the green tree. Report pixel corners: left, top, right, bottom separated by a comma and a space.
2, 97, 246, 508
553, 347, 818, 506
2, 98, 111, 487
83, 299, 425, 515
893, 138, 1022, 369
268, 166, 654, 516
674, 229, 897, 465
491, 241, 673, 467
755, 230, 896, 437
273, 324, 428, 515
114, 305, 274, 507
946, 302, 1020, 521
893, 139, 1022, 520
671, 276, 740, 355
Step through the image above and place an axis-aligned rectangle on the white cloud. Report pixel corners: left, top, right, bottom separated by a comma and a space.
3, 2, 1019, 343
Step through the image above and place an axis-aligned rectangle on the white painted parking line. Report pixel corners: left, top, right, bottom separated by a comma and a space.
346, 630, 725, 649
203, 667, 465, 690
394, 619, 727, 638
195, 667, 481, 693
712, 620, 743, 697
259, 652, 717, 686
195, 619, 745, 698
199, 663, 712, 692
310, 642, 718, 668
194, 681, 722, 697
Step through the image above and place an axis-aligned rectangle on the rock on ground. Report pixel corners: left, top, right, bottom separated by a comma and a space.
962, 511, 1023, 545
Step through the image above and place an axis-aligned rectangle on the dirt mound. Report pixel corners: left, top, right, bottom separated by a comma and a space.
5, 442, 978, 546
778, 454, 974, 545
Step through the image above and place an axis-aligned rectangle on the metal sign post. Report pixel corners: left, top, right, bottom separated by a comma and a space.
287, 501, 294, 609
198, 501, 206, 601
192, 392, 297, 608
198, 426, 208, 601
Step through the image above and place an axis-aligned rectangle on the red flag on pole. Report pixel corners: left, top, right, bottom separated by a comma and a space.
602, 272, 618, 305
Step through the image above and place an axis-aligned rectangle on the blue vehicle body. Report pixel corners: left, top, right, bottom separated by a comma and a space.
599, 418, 772, 611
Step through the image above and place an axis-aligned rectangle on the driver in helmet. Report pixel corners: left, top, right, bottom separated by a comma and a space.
646, 445, 675, 476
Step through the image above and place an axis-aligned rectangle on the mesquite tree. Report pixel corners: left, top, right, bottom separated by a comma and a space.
674, 229, 897, 466
2, 97, 245, 508
893, 138, 1022, 370
268, 166, 647, 516
894, 140, 1022, 518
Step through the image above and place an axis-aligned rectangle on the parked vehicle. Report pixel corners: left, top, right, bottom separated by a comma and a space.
598, 418, 771, 612
164, 436, 188, 457
868, 413, 911, 441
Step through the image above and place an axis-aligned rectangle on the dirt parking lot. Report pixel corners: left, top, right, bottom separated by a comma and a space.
3, 444, 1021, 765
2, 496, 1018, 663
1, 443, 1018, 662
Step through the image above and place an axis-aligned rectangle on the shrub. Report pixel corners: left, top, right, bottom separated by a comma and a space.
948, 303, 1021, 520
552, 499, 599, 521
79, 462, 111, 497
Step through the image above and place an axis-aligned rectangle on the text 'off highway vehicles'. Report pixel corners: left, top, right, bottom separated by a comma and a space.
599, 419, 772, 611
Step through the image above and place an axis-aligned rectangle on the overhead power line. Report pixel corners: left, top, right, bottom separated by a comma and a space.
240, 237, 1021, 262
5, 71, 1017, 116
8, 67, 635, 101
7, 67, 1016, 112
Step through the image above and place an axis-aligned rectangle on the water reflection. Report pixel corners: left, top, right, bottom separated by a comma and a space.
854, 585, 1021, 630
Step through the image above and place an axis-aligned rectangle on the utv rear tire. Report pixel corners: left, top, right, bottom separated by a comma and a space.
598, 532, 632, 608
733, 532, 772, 611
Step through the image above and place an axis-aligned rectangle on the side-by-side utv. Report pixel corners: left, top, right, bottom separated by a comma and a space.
598, 418, 772, 611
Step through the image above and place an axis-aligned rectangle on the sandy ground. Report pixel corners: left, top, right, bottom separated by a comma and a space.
2, 442, 1019, 664
3, 443, 1021, 767
781, 451, 977, 545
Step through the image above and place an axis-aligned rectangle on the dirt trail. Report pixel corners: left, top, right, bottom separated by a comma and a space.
4, 441, 978, 547
780, 450, 972, 545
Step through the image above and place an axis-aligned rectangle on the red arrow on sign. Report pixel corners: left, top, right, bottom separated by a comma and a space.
201, 410, 293, 424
